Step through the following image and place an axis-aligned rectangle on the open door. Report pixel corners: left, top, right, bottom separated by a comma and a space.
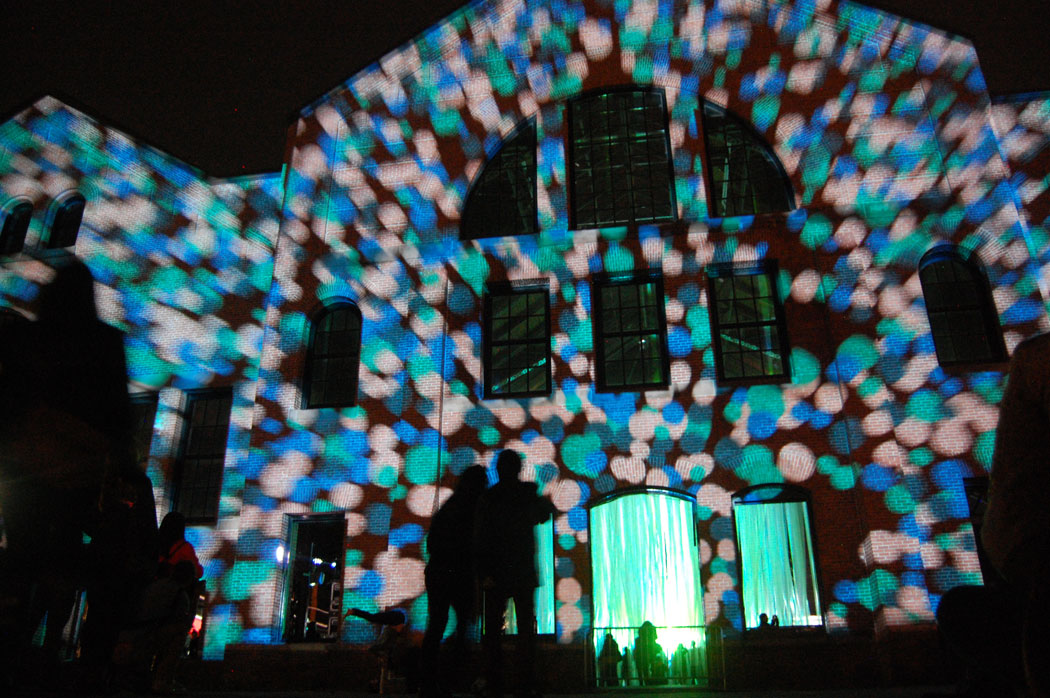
281, 513, 345, 642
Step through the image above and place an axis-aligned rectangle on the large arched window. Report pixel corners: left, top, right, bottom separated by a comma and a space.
303, 302, 362, 408
0, 201, 32, 255
47, 193, 86, 249
702, 102, 794, 218
918, 247, 1005, 366
569, 88, 676, 229
461, 120, 537, 240
732, 484, 822, 630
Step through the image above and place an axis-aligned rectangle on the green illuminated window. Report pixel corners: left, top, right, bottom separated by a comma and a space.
47, 193, 85, 249
590, 490, 706, 684
484, 286, 551, 398
733, 485, 822, 629
504, 518, 555, 635
593, 275, 669, 392
175, 388, 232, 524
918, 248, 1005, 366
0, 201, 32, 255
569, 89, 676, 229
304, 302, 362, 408
461, 120, 537, 239
707, 263, 790, 382
702, 103, 793, 218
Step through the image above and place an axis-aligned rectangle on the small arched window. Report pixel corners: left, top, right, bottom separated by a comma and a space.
702, 102, 794, 218
303, 302, 362, 408
569, 87, 676, 229
0, 201, 32, 255
461, 120, 537, 240
48, 193, 86, 249
919, 247, 1005, 366
733, 484, 823, 630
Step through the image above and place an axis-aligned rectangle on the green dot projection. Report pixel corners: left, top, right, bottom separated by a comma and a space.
1, 0, 1049, 662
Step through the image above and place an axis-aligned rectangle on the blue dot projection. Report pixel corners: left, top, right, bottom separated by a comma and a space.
2, 0, 1049, 662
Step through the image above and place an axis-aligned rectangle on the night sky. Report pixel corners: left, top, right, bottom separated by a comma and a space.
4, 0, 1049, 177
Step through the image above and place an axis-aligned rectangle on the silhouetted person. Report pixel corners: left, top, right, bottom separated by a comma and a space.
420, 465, 486, 698
474, 450, 555, 698
157, 511, 203, 580
757, 612, 770, 630
936, 333, 1050, 697
770, 614, 779, 627
79, 451, 158, 691
0, 260, 139, 690
632, 620, 667, 685
597, 632, 621, 687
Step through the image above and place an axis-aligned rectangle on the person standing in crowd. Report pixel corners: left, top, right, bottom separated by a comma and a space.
474, 450, 555, 698
0, 260, 143, 692
419, 465, 487, 698
157, 512, 203, 580
936, 333, 1050, 697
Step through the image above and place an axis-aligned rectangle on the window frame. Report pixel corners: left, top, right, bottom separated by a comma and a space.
700, 101, 795, 218
461, 118, 538, 240
302, 301, 363, 409
706, 261, 792, 384
591, 271, 671, 393
918, 247, 1006, 367
47, 193, 86, 249
173, 387, 233, 525
129, 391, 160, 464
731, 484, 824, 632
482, 282, 553, 399
0, 200, 32, 256
567, 86, 678, 231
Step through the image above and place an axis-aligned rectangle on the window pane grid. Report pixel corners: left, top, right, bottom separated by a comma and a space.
570, 90, 675, 229
595, 278, 668, 390
462, 124, 537, 239
485, 289, 551, 397
176, 391, 232, 522
710, 269, 790, 381
703, 104, 792, 218
305, 305, 361, 408
919, 257, 1001, 365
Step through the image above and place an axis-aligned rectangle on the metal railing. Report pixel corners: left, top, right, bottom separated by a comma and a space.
591, 624, 722, 689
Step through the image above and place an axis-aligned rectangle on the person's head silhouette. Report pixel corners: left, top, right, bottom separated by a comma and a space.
457, 464, 487, 498
39, 258, 98, 328
496, 449, 522, 483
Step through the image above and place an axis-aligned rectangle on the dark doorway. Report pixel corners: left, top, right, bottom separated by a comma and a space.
282, 513, 345, 642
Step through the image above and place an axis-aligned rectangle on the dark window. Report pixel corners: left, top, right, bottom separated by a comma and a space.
708, 263, 791, 381
733, 484, 823, 629
462, 121, 537, 240
569, 89, 676, 229
175, 389, 232, 524
0, 202, 32, 255
919, 248, 1005, 366
303, 303, 362, 408
129, 392, 159, 463
48, 194, 86, 249
593, 274, 669, 391
702, 102, 793, 218
484, 286, 551, 398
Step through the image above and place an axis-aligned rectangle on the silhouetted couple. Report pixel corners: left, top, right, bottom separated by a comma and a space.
420, 449, 554, 698
0, 260, 157, 694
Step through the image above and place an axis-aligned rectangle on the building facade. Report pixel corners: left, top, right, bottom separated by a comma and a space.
3, 0, 1049, 685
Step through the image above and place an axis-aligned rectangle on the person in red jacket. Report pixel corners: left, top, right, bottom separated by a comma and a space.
157, 512, 203, 580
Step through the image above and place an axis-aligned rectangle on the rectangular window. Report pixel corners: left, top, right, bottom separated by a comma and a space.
569, 89, 676, 229
593, 274, 669, 392
175, 388, 233, 524
129, 392, 159, 463
484, 286, 551, 398
734, 500, 823, 629
707, 263, 791, 382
